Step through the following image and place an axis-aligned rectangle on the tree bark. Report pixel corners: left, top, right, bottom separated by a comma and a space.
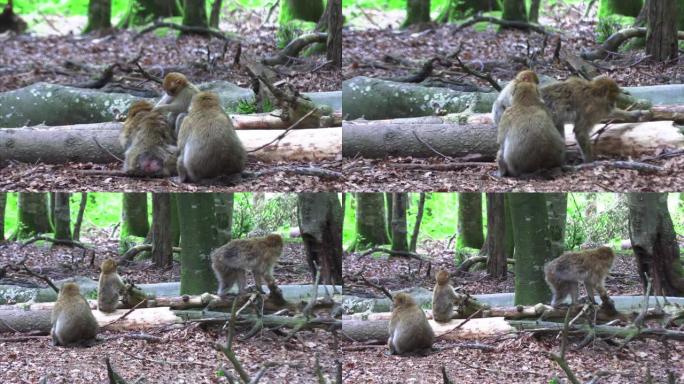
627, 193, 684, 296
297, 193, 343, 284
645, 0, 678, 61
182, 0, 208, 28
509, 193, 552, 305
385, 193, 393, 242
390, 193, 408, 252
546, 193, 567, 259
457, 193, 484, 249
409, 193, 426, 252
326, 0, 342, 68
72, 193, 87, 241
599, 0, 643, 17
119, 0, 181, 28
84, 0, 112, 33
502, 0, 527, 22
121, 193, 149, 239
213, 193, 234, 246
529, 0, 541, 23
15, 193, 51, 239
279, 0, 324, 23
52, 192, 71, 241
354, 193, 389, 250
151, 193, 173, 267
403, 0, 431, 27
483, 193, 508, 278
209, 0, 222, 28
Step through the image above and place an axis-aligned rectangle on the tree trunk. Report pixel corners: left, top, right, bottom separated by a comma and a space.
209, 0, 222, 28
326, 0, 342, 69
0, 193, 6, 242
213, 193, 234, 246
457, 193, 484, 249
509, 193, 552, 305
297, 193, 343, 285
502, 0, 527, 22
151, 194, 173, 267
627, 193, 684, 296
403, 0, 431, 27
385, 193, 393, 242
182, 0, 208, 28
529, 0, 541, 23
15, 193, 51, 239
546, 193, 567, 259
390, 193, 408, 252
119, 0, 181, 28
84, 0, 112, 33
72, 193, 87, 241
354, 193, 389, 250
177, 193, 220, 295
121, 193, 149, 239
409, 193, 426, 252
599, 0, 643, 17
279, 0, 324, 23
645, 0, 678, 61
52, 192, 71, 241
170, 194, 180, 247
484, 193, 508, 278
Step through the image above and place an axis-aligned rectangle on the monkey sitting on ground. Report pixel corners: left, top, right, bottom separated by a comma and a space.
211, 234, 283, 295
544, 246, 615, 307
123, 108, 177, 177
491, 69, 540, 125
540, 76, 621, 162
496, 81, 565, 177
176, 91, 246, 183
98, 258, 126, 312
387, 292, 435, 355
432, 270, 457, 323
120, 100, 154, 150
51, 282, 99, 346
153, 72, 200, 135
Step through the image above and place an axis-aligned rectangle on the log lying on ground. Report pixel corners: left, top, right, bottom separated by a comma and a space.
342, 118, 684, 160
342, 317, 514, 342
510, 320, 684, 342
0, 124, 341, 164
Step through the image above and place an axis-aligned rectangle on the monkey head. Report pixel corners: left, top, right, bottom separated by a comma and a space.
101, 259, 118, 274
591, 76, 620, 103
190, 91, 222, 110
435, 270, 450, 286
163, 72, 190, 96
264, 234, 283, 248
512, 82, 542, 105
392, 292, 416, 309
59, 282, 81, 298
127, 100, 154, 120
515, 69, 539, 85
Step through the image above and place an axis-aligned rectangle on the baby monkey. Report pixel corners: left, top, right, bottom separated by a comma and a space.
51, 282, 99, 346
544, 246, 615, 307
432, 270, 457, 323
211, 234, 283, 295
154, 72, 200, 134
98, 259, 125, 312
388, 292, 435, 355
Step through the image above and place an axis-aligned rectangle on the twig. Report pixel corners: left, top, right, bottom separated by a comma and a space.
388, 162, 495, 171
359, 247, 428, 261
448, 45, 502, 91
571, 160, 663, 173
357, 269, 393, 300
412, 130, 452, 160
102, 299, 148, 328
245, 166, 343, 180
20, 263, 59, 293
93, 137, 124, 163
547, 308, 581, 384
247, 109, 316, 153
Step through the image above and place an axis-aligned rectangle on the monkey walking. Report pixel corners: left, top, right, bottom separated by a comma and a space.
432, 270, 457, 323
544, 246, 615, 307
51, 282, 99, 346
387, 292, 435, 355
211, 234, 283, 295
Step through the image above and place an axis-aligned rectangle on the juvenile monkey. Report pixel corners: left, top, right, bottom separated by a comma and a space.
98, 258, 125, 312
540, 76, 621, 162
432, 270, 457, 323
176, 92, 246, 183
153, 72, 200, 134
544, 246, 615, 307
491, 69, 540, 125
123, 109, 178, 177
211, 234, 283, 295
497, 81, 565, 177
51, 282, 99, 346
120, 100, 154, 150
387, 292, 434, 355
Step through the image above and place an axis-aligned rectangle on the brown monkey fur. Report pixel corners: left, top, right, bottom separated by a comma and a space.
496, 81, 565, 177
123, 108, 177, 177
177, 91, 246, 183
387, 292, 434, 355
432, 270, 457, 323
120, 100, 154, 150
97, 259, 125, 312
154, 72, 200, 134
540, 76, 621, 162
491, 69, 540, 125
544, 246, 615, 307
211, 234, 283, 295
51, 282, 99, 346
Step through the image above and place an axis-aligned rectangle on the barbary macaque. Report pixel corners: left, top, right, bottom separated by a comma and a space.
120, 100, 154, 150
491, 69, 540, 125
544, 246, 615, 307
432, 270, 457, 323
123, 108, 177, 177
51, 282, 99, 346
211, 234, 283, 295
153, 72, 200, 134
387, 292, 434, 355
496, 81, 565, 177
176, 91, 246, 183
539, 76, 621, 162
98, 259, 125, 312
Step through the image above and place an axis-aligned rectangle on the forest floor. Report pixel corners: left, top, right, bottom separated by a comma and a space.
0, 6, 341, 192
341, 240, 684, 383
0, 231, 339, 383
341, 2, 684, 192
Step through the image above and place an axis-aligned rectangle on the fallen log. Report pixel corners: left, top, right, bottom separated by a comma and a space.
510, 320, 684, 342
342, 317, 514, 342
342, 118, 684, 160
0, 124, 341, 164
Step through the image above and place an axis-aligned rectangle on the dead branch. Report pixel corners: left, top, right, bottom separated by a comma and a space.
454, 15, 548, 35
570, 160, 663, 173
262, 33, 328, 66
448, 46, 502, 91
135, 20, 240, 42
581, 28, 684, 61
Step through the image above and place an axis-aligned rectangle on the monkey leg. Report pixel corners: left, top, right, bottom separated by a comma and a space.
176, 153, 188, 182
583, 281, 599, 305
253, 274, 267, 294
569, 282, 579, 305
573, 120, 594, 162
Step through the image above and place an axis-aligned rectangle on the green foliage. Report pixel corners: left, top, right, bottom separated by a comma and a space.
85, 290, 98, 300
237, 99, 258, 114
548, 378, 561, 384
232, 193, 298, 239
276, 21, 316, 49
596, 15, 633, 43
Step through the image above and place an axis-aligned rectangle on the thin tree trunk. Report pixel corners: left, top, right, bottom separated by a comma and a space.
645, 0, 677, 61
15, 193, 51, 240
151, 194, 173, 268
213, 193, 234, 246
326, 0, 342, 68
409, 193, 426, 252
502, 0, 527, 22
182, 0, 208, 28
84, 0, 112, 33
72, 193, 87, 241
170, 194, 180, 247
529, 0, 541, 22
0, 193, 6, 242
457, 193, 484, 249
390, 193, 408, 252
297, 193, 343, 284
53, 192, 71, 241
385, 193, 393, 242
177, 193, 219, 294
546, 193, 567, 259
121, 193, 149, 238
403, 0, 431, 27
484, 193, 508, 278
355, 193, 390, 250
209, 0, 222, 28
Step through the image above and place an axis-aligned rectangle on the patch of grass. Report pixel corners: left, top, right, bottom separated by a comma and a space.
237, 99, 258, 114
